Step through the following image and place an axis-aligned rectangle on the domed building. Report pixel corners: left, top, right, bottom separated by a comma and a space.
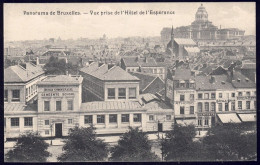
161, 4, 245, 43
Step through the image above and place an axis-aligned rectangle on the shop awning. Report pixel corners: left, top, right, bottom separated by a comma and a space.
176, 119, 196, 126
238, 113, 256, 122
217, 113, 241, 124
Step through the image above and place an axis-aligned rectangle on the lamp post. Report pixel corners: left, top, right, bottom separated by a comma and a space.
50, 123, 53, 145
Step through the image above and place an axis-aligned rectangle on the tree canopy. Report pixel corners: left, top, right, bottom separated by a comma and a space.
57, 126, 108, 162
109, 127, 160, 162
5, 132, 51, 162
43, 56, 79, 75
161, 123, 203, 161
202, 124, 257, 161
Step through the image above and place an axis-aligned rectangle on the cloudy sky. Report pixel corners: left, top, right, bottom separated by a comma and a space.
4, 2, 255, 41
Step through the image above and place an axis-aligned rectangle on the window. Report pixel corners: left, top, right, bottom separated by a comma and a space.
129, 88, 136, 99
12, 90, 20, 102
133, 114, 141, 122
121, 114, 129, 122
238, 92, 242, 96
198, 93, 203, 99
180, 83, 185, 88
231, 102, 235, 111
198, 102, 202, 112
211, 93, 215, 99
84, 115, 93, 124
198, 118, 202, 126
232, 93, 235, 97
218, 103, 222, 111
204, 93, 209, 99
180, 107, 185, 114
44, 101, 50, 111
108, 88, 115, 99
97, 115, 105, 123
190, 94, 194, 101
205, 102, 209, 111
180, 95, 185, 101
45, 120, 49, 125
225, 103, 229, 111
254, 91, 256, 96
166, 115, 171, 120
118, 88, 126, 99
246, 101, 250, 109
204, 117, 209, 126
190, 106, 194, 114
56, 101, 62, 111
109, 114, 117, 123
149, 115, 154, 121
45, 130, 49, 135
68, 119, 73, 124
238, 101, 242, 110
67, 100, 73, 110
24, 117, 33, 126
246, 92, 250, 96
190, 83, 194, 88
11, 118, 19, 127
4, 90, 8, 102
211, 102, 215, 111
219, 93, 222, 98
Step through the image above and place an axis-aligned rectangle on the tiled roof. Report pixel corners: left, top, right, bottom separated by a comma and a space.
80, 62, 139, 81
139, 58, 158, 67
241, 63, 256, 69
122, 57, 139, 67
37, 75, 83, 85
4, 103, 37, 113
184, 47, 200, 53
129, 72, 157, 90
195, 75, 234, 90
231, 71, 256, 88
173, 68, 194, 80
199, 64, 218, 75
174, 38, 197, 45
80, 101, 144, 111
4, 63, 44, 83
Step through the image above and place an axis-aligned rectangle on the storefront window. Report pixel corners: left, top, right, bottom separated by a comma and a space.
109, 114, 117, 123
11, 118, 19, 127
97, 115, 105, 123
133, 114, 141, 122
24, 117, 33, 126
121, 114, 129, 122
84, 115, 93, 124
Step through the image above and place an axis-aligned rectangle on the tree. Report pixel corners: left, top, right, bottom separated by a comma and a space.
202, 124, 257, 161
5, 132, 51, 162
109, 127, 160, 162
161, 124, 203, 161
57, 126, 108, 162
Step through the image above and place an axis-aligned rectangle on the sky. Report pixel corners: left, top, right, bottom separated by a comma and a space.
4, 2, 256, 41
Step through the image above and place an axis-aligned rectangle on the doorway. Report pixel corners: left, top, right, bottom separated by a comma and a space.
55, 123, 62, 138
158, 123, 163, 132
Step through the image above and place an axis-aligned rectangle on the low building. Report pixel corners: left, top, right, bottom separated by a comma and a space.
4, 62, 45, 104
79, 62, 140, 101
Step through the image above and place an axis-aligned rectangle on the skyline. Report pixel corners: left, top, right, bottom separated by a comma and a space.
4, 2, 256, 42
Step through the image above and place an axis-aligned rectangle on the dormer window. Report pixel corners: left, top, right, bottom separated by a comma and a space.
237, 78, 241, 82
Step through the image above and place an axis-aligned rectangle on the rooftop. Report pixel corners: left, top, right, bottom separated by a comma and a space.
80, 101, 144, 112
80, 62, 139, 81
195, 75, 234, 90
4, 103, 37, 114
174, 38, 197, 46
4, 63, 44, 83
231, 71, 256, 88
37, 75, 83, 85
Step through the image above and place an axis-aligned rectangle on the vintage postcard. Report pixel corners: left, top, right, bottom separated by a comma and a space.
4, 2, 256, 162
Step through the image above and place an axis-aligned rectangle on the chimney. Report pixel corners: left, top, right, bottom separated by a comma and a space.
108, 63, 114, 70
98, 62, 104, 67
88, 60, 94, 65
210, 76, 215, 83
